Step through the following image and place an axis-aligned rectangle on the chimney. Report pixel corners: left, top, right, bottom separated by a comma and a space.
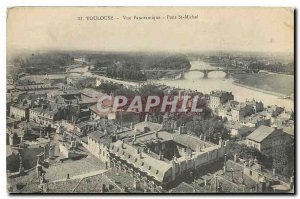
130, 122, 134, 130
223, 154, 227, 172
143, 127, 147, 134
254, 156, 258, 164
179, 126, 186, 134
219, 137, 223, 146
199, 134, 203, 140
145, 114, 149, 122
197, 145, 202, 152
234, 154, 238, 162
249, 160, 253, 167
224, 140, 229, 147
39, 128, 43, 138
111, 135, 117, 143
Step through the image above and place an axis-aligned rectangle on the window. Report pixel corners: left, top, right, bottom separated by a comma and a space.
250, 170, 252, 176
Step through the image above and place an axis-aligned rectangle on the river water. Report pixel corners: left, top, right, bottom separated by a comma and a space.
68, 60, 294, 111
153, 61, 294, 111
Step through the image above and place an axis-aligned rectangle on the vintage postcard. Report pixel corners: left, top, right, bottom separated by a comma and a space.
6, 7, 294, 193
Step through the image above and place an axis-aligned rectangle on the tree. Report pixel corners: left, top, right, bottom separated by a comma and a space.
139, 84, 164, 96
181, 115, 230, 144
272, 143, 294, 177
97, 82, 123, 94
227, 142, 263, 160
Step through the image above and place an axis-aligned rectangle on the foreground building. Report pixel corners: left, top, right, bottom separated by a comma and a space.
109, 128, 228, 189
246, 125, 292, 157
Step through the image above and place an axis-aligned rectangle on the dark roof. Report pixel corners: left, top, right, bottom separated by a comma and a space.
88, 130, 111, 146
210, 90, 232, 98
11, 103, 30, 109
60, 90, 81, 96
75, 121, 90, 128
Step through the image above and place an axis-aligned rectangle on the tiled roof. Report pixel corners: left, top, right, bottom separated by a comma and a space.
172, 133, 213, 151
246, 125, 274, 143
88, 130, 112, 146
110, 140, 171, 182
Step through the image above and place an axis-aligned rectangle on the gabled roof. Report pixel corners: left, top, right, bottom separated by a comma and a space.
110, 140, 171, 182
247, 125, 275, 143
88, 130, 111, 146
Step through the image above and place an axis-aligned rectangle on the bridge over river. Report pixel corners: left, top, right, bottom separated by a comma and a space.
141, 68, 258, 79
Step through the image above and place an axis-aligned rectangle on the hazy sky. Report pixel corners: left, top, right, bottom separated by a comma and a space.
7, 7, 294, 55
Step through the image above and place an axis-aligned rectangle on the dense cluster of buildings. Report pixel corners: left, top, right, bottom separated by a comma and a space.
6, 67, 294, 193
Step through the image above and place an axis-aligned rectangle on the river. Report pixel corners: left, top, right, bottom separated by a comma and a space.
153, 61, 294, 111
68, 60, 294, 110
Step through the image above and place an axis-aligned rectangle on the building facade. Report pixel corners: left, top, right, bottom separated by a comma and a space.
246, 125, 292, 157
10, 104, 29, 121
209, 91, 234, 110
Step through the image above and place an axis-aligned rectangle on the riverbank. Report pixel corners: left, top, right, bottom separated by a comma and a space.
232, 81, 286, 98
207, 60, 294, 96
230, 72, 294, 96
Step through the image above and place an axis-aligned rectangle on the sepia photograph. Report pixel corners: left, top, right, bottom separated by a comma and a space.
6, 7, 294, 194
